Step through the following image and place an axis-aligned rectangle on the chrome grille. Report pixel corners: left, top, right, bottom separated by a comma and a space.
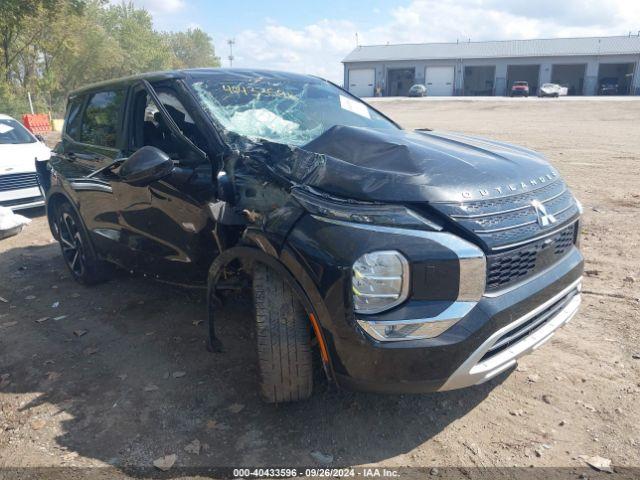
0, 172, 40, 192
431, 180, 580, 251
448, 180, 565, 216
430, 179, 580, 291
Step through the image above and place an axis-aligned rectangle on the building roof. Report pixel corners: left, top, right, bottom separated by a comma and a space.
343, 35, 640, 63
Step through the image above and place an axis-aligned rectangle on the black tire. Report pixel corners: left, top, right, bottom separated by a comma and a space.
252, 263, 313, 403
54, 201, 110, 285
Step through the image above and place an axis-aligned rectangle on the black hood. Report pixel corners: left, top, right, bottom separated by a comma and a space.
298, 125, 559, 203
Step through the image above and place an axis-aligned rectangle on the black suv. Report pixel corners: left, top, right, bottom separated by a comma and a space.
44, 69, 583, 402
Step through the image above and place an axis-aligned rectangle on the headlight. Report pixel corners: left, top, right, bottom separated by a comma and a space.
352, 250, 409, 314
291, 187, 442, 231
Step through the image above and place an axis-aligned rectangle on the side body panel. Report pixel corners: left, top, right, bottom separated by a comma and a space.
49, 80, 221, 285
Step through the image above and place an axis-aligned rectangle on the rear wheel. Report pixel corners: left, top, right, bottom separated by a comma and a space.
252, 263, 313, 403
55, 202, 110, 285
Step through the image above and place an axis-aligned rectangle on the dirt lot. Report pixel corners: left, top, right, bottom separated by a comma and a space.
1, 99, 639, 477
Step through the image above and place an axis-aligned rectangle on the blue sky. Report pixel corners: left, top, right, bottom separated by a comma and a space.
148, 0, 400, 33
128, 0, 640, 82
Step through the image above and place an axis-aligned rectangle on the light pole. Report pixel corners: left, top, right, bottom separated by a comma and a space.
227, 39, 235, 67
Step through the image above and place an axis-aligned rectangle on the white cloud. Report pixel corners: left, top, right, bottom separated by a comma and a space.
228, 19, 357, 81
226, 0, 640, 84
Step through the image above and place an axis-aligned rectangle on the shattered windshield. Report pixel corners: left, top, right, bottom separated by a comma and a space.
188, 75, 398, 146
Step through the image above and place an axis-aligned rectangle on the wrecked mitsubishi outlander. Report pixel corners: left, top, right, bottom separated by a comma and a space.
45, 69, 584, 402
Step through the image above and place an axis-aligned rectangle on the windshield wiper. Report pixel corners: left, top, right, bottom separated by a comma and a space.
86, 158, 127, 178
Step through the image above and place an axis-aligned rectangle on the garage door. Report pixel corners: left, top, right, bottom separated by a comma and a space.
348, 69, 375, 98
425, 66, 455, 96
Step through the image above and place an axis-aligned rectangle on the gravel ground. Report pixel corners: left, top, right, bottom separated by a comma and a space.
0, 98, 639, 478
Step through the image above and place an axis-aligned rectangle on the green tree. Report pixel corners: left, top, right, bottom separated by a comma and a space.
167, 28, 221, 69
0, 0, 221, 118
99, 2, 174, 76
0, 0, 84, 82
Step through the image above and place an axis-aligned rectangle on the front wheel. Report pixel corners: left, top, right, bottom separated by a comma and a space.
252, 263, 313, 403
55, 202, 110, 285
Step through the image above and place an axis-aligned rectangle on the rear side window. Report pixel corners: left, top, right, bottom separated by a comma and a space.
80, 90, 125, 148
64, 96, 84, 140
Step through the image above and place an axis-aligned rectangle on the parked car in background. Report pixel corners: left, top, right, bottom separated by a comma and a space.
510, 81, 529, 97
538, 83, 568, 97
43, 69, 583, 403
0, 114, 50, 211
408, 84, 427, 97
598, 77, 619, 95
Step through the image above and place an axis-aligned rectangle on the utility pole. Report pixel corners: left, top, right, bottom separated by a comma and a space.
227, 39, 235, 67
27, 92, 34, 114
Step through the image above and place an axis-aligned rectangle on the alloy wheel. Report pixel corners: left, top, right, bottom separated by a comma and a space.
58, 212, 85, 277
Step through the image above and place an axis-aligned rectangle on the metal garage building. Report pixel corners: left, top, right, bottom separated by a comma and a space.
342, 35, 640, 97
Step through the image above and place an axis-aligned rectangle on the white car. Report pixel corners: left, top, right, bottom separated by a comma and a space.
0, 114, 50, 210
538, 83, 569, 97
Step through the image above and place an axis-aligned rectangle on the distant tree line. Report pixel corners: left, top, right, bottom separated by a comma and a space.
0, 0, 221, 118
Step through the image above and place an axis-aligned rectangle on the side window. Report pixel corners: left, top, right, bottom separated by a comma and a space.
80, 90, 125, 148
139, 95, 172, 152
64, 96, 84, 140
155, 90, 207, 152
132, 88, 207, 161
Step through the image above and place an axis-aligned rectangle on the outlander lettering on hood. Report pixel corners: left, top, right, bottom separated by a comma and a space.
46, 69, 583, 403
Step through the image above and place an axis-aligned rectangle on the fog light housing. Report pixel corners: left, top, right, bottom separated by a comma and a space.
356, 312, 468, 342
352, 250, 409, 314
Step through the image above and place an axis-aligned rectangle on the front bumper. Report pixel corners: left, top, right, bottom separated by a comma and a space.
1, 167, 47, 211
439, 277, 581, 390
333, 252, 582, 394
0, 187, 45, 211
286, 214, 583, 394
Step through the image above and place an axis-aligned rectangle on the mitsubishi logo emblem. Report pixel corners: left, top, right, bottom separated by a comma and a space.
531, 200, 557, 227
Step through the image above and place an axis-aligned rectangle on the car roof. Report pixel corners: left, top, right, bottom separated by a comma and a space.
68, 68, 326, 98
0, 113, 16, 120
